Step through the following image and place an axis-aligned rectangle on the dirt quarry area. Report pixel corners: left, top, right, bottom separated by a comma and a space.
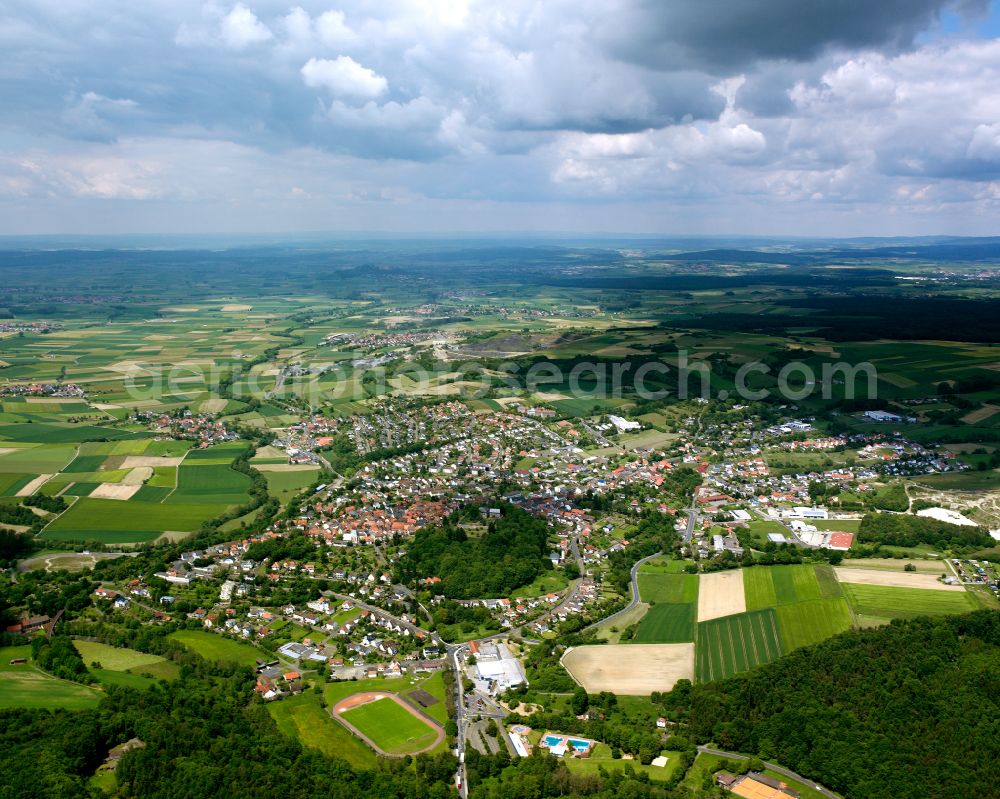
834, 567, 962, 591
697, 570, 746, 622
561, 644, 695, 695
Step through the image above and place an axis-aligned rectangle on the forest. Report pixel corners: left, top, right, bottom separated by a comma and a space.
396, 506, 552, 598
664, 611, 1000, 799
858, 512, 994, 549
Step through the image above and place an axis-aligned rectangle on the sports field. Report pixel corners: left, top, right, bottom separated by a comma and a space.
335, 693, 442, 756
842, 583, 978, 622
633, 603, 696, 643
695, 608, 783, 683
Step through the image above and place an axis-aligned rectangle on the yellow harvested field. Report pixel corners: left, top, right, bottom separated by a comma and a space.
697, 570, 746, 621
561, 644, 694, 695
24, 397, 78, 404
120, 456, 184, 468
962, 404, 1000, 424
89, 483, 141, 500
16, 474, 52, 496
834, 567, 964, 591
0, 448, 18, 457
221, 304, 253, 312
199, 398, 228, 413
253, 464, 320, 472
122, 467, 153, 486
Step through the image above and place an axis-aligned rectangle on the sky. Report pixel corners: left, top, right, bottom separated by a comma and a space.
2, 0, 1000, 237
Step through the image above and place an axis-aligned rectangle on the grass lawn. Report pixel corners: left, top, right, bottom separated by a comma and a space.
168, 630, 262, 667
638, 557, 690, 574
637, 572, 698, 604
515, 570, 570, 598
405, 670, 449, 725
0, 645, 102, 710
562, 743, 683, 782
632, 603, 696, 643
842, 583, 978, 621
340, 696, 440, 755
269, 692, 376, 768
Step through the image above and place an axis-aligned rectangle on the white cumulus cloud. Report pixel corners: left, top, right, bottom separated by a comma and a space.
220, 3, 272, 50
301, 56, 387, 99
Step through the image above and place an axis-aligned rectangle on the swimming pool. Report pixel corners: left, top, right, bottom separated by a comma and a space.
543, 735, 563, 747
568, 739, 591, 750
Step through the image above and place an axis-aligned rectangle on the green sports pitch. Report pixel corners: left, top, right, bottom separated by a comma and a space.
339, 696, 440, 756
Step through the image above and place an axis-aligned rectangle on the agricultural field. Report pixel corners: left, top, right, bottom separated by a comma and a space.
775, 598, 854, 652
632, 603, 696, 643
842, 583, 978, 623
695, 608, 784, 683
562, 643, 695, 695
637, 571, 699, 604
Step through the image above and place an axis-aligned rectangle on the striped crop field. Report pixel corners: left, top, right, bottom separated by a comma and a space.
695, 608, 782, 682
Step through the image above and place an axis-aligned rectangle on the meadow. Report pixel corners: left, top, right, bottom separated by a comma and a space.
167, 630, 263, 667
268, 692, 377, 768
0, 645, 102, 710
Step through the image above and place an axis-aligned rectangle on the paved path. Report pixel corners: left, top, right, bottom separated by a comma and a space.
582, 550, 661, 633
696, 746, 843, 799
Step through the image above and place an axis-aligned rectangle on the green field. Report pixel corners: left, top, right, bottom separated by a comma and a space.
40, 498, 233, 542
696, 608, 783, 683
633, 603, 696, 643
269, 692, 377, 768
168, 630, 262, 667
637, 572, 698, 604
170, 462, 252, 505
74, 641, 167, 671
771, 565, 823, 604
0, 645, 103, 710
563, 743, 683, 782
842, 583, 978, 622
340, 696, 440, 755
262, 468, 320, 504
775, 597, 854, 652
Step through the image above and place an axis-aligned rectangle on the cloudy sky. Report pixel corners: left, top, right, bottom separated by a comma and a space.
2, 0, 1000, 236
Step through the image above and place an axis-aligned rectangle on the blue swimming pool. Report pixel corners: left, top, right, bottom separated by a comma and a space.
568, 739, 591, 750
543, 735, 562, 747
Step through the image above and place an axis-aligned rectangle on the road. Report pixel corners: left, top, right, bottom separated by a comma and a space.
581, 550, 661, 633
696, 746, 842, 799
449, 643, 469, 798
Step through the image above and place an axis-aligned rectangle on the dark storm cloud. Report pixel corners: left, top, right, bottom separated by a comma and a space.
602, 0, 989, 71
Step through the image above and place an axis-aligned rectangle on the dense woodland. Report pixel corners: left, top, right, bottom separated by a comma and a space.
396, 506, 551, 598
666, 611, 1000, 799
858, 512, 994, 549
